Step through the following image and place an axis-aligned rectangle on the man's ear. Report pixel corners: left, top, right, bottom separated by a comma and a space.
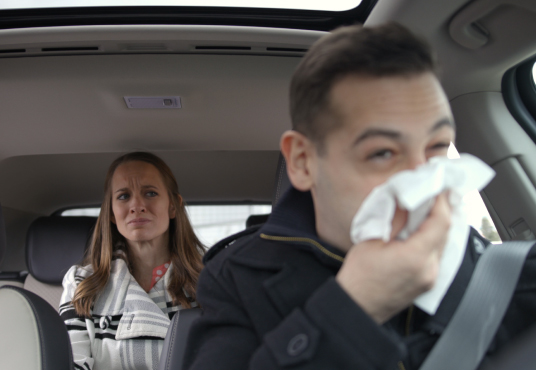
280, 130, 316, 192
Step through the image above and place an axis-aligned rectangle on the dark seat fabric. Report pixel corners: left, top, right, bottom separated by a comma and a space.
0, 203, 27, 288
0, 271, 28, 288
158, 308, 202, 370
483, 324, 536, 370
245, 214, 270, 228
24, 216, 96, 311
26, 216, 96, 285
0, 285, 73, 370
271, 153, 292, 206
243, 154, 292, 230
0, 203, 6, 268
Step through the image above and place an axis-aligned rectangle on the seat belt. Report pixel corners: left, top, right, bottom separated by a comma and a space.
419, 240, 535, 370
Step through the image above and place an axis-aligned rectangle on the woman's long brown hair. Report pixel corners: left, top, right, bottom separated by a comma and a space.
72, 152, 205, 317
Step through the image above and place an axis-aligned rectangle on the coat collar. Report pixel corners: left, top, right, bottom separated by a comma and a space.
262, 188, 488, 335
259, 187, 345, 269
92, 258, 173, 340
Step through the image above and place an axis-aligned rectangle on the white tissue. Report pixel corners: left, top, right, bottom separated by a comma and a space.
349, 154, 495, 315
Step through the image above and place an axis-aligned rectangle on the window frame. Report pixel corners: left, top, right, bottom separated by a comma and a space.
502, 55, 536, 144
0, 0, 377, 31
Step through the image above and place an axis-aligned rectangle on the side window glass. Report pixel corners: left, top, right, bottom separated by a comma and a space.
61, 204, 271, 247
448, 143, 501, 242
186, 205, 271, 246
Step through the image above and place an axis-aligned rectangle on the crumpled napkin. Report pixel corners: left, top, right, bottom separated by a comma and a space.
349, 153, 495, 315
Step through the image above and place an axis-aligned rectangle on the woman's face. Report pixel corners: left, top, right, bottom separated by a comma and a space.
110, 161, 176, 244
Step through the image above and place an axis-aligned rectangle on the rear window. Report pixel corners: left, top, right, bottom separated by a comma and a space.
62, 204, 271, 247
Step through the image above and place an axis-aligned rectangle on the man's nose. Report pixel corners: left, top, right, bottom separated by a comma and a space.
129, 194, 146, 213
406, 152, 427, 170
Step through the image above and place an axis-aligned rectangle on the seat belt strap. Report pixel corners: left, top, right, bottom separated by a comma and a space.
419, 240, 535, 370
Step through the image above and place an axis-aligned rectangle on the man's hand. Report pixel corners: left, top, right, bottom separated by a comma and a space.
335, 193, 451, 324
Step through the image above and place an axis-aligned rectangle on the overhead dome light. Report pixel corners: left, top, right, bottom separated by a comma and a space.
124, 96, 182, 109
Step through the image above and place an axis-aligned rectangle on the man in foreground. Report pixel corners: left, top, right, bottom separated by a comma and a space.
184, 23, 536, 369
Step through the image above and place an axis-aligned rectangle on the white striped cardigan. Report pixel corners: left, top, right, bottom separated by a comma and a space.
60, 258, 196, 370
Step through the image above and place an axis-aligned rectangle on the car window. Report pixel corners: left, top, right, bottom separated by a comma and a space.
1, 0, 362, 12
448, 143, 501, 242
61, 204, 272, 246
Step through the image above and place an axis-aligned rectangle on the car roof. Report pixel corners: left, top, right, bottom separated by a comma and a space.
0, 25, 325, 213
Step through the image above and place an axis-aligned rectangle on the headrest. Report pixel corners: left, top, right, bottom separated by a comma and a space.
271, 154, 292, 206
246, 214, 270, 228
0, 204, 6, 267
26, 216, 96, 285
0, 286, 73, 370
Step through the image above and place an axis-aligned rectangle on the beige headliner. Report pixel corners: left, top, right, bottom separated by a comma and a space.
2, 1, 536, 214
367, 0, 536, 99
0, 26, 326, 213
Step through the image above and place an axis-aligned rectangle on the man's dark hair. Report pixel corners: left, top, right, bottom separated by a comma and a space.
290, 22, 438, 151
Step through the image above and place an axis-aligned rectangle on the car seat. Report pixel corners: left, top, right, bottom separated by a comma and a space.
158, 308, 202, 370
244, 153, 291, 228
0, 285, 73, 370
0, 203, 27, 289
24, 216, 96, 311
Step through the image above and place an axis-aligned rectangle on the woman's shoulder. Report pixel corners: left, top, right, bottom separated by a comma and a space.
62, 258, 130, 287
62, 264, 94, 288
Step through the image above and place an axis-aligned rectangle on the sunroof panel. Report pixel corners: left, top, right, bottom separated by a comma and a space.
2, 0, 362, 12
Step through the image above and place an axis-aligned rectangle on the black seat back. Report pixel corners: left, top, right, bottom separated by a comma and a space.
482, 324, 536, 370
158, 308, 202, 370
26, 216, 96, 285
0, 203, 6, 268
0, 203, 28, 288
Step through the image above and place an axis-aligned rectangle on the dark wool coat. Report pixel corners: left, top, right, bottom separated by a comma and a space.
184, 188, 536, 370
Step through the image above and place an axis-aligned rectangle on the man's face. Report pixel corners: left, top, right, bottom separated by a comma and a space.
310, 72, 455, 251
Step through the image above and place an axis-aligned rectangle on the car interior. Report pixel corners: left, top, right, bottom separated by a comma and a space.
1, 0, 536, 368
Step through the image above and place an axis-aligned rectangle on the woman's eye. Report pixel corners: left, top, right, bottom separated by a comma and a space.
117, 193, 129, 200
368, 149, 394, 161
146, 191, 158, 197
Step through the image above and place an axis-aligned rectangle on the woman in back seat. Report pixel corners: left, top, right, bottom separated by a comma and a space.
59, 152, 205, 370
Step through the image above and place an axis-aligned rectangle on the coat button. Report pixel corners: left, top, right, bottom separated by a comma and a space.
99, 316, 111, 330
287, 334, 309, 356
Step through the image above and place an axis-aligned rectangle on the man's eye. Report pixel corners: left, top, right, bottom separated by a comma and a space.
430, 142, 451, 150
117, 193, 129, 200
368, 149, 394, 160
